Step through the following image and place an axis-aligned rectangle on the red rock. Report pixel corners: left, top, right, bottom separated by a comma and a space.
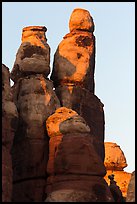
45, 107, 113, 202
12, 179, 46, 202
51, 30, 95, 92
11, 26, 50, 82
2, 64, 18, 202
69, 8, 94, 32
12, 138, 49, 181
54, 85, 105, 160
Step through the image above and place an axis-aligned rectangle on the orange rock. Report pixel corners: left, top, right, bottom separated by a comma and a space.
104, 170, 131, 198
51, 31, 95, 92
46, 107, 77, 137
69, 8, 94, 32
22, 26, 47, 49
104, 142, 131, 198
104, 142, 127, 170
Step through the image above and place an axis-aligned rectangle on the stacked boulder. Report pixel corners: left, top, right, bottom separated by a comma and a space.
104, 142, 131, 199
45, 107, 114, 202
10, 26, 60, 202
2, 64, 18, 202
51, 8, 105, 161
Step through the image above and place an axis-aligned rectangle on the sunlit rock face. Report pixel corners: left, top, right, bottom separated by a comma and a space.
126, 171, 135, 202
51, 9, 95, 93
45, 107, 114, 202
10, 27, 60, 202
69, 8, 94, 32
51, 8, 105, 162
104, 142, 131, 198
2, 64, 18, 202
11, 26, 50, 83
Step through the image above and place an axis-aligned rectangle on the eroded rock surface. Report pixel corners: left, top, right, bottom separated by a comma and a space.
126, 171, 135, 202
104, 142, 131, 198
2, 64, 18, 202
10, 26, 60, 202
45, 107, 114, 202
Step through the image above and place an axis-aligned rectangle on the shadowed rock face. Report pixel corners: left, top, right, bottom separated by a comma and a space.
2, 64, 18, 202
10, 27, 60, 202
54, 85, 105, 161
126, 171, 135, 202
45, 107, 114, 202
104, 142, 132, 198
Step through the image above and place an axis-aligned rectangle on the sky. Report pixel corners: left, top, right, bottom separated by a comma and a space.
2, 2, 135, 172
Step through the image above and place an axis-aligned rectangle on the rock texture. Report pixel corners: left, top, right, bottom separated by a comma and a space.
2, 64, 18, 202
10, 26, 60, 202
126, 171, 135, 202
104, 142, 131, 199
50, 8, 105, 161
45, 107, 114, 202
51, 8, 95, 93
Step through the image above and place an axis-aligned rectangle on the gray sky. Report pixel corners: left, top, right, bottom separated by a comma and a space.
2, 2, 135, 172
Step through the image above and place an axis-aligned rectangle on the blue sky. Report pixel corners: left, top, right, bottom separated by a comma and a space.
2, 2, 135, 172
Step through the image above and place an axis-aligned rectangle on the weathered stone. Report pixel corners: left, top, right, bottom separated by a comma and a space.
2, 64, 18, 202
11, 26, 50, 82
12, 179, 46, 202
46, 107, 78, 137
53, 134, 106, 176
54, 85, 105, 160
12, 76, 60, 140
104, 170, 131, 199
104, 142, 127, 170
12, 139, 49, 181
126, 171, 135, 202
2, 64, 12, 100
46, 175, 114, 202
10, 27, 60, 201
45, 107, 113, 202
51, 30, 95, 92
69, 8, 94, 32
104, 142, 132, 198
2, 177, 12, 202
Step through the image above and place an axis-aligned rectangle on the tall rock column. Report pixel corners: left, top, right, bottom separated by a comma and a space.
2, 64, 18, 202
10, 26, 60, 202
45, 107, 114, 202
51, 8, 105, 161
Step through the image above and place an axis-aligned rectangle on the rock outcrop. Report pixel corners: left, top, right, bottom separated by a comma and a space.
45, 107, 114, 202
126, 171, 135, 202
10, 26, 60, 202
51, 8, 105, 161
2, 64, 18, 202
104, 142, 131, 199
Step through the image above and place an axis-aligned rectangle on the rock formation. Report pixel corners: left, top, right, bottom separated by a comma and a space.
2, 64, 18, 202
51, 8, 105, 161
126, 171, 135, 202
104, 142, 131, 199
45, 107, 114, 202
10, 26, 60, 202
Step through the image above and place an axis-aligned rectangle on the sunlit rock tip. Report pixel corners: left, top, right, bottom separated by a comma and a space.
104, 142, 127, 170
69, 8, 94, 32
22, 25, 47, 32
